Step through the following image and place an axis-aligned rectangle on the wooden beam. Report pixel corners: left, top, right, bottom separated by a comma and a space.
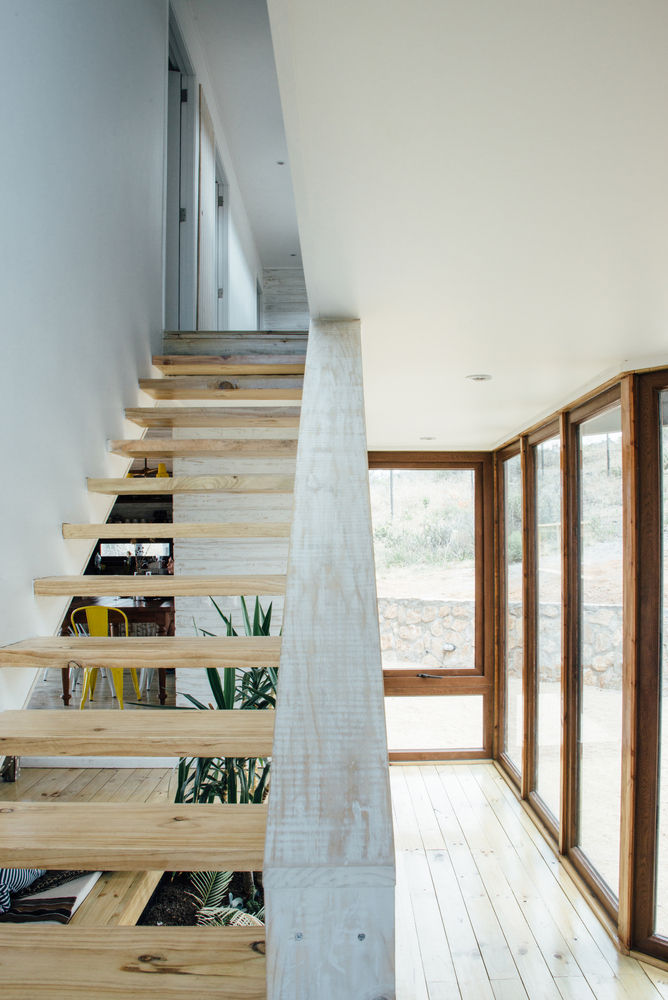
153, 354, 306, 375
264, 320, 394, 998
109, 439, 298, 458
33, 574, 286, 597
0, 926, 266, 998
0, 801, 267, 870
0, 636, 281, 669
87, 474, 294, 495
63, 522, 292, 539
0, 709, 275, 757
69, 871, 163, 927
139, 377, 302, 400
125, 406, 301, 428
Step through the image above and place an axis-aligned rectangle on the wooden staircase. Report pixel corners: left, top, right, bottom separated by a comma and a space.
0, 330, 304, 998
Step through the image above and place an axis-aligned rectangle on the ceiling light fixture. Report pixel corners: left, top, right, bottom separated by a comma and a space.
465, 373, 492, 382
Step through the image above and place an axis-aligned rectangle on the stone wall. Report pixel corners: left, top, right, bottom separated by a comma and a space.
379, 598, 668, 690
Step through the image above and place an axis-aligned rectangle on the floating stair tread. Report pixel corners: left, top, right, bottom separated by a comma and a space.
33, 575, 286, 597
0, 636, 281, 669
110, 438, 298, 458
62, 522, 292, 539
0, 926, 266, 998
0, 710, 275, 757
125, 406, 301, 427
0, 801, 267, 870
153, 354, 305, 375
139, 377, 302, 401
87, 474, 295, 495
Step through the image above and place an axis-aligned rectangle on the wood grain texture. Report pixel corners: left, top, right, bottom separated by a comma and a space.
264, 320, 394, 998
0, 636, 281, 669
63, 522, 292, 539
33, 575, 286, 596
153, 355, 306, 375
70, 870, 163, 927
109, 438, 298, 458
139, 377, 302, 400
262, 268, 309, 332
163, 329, 307, 354
0, 709, 275, 756
0, 926, 266, 997
0, 802, 267, 870
87, 474, 295, 495
125, 406, 301, 428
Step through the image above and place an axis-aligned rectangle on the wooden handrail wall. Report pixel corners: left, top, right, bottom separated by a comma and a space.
264, 320, 395, 998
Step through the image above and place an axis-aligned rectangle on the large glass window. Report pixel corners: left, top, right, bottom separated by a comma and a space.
656, 391, 668, 936
534, 435, 562, 822
369, 469, 476, 672
504, 453, 523, 774
577, 405, 623, 899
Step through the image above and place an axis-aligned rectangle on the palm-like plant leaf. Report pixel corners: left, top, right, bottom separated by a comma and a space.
188, 871, 233, 910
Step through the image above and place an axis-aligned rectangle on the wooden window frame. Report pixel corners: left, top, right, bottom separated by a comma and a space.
495, 440, 524, 788
526, 419, 562, 840
494, 369, 668, 963
621, 371, 667, 960
566, 383, 623, 922
368, 452, 494, 761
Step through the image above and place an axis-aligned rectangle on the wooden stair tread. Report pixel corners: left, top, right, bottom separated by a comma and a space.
124, 406, 301, 430
87, 474, 295, 495
0, 801, 267, 870
0, 636, 281, 669
0, 926, 266, 998
62, 522, 292, 539
0, 710, 275, 756
69, 870, 163, 927
33, 574, 286, 597
125, 406, 301, 427
110, 438, 298, 458
139, 377, 302, 401
153, 354, 305, 375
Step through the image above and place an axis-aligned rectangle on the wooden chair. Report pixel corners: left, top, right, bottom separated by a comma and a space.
71, 606, 141, 710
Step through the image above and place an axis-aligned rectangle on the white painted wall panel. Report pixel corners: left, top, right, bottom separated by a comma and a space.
0, 0, 168, 711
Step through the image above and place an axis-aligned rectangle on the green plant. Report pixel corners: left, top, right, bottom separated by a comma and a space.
187, 870, 264, 927
174, 597, 275, 806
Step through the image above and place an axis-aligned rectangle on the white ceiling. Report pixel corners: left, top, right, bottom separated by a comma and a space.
188, 0, 301, 267
264, 0, 668, 449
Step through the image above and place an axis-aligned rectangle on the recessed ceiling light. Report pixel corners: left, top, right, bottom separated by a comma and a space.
465, 373, 492, 382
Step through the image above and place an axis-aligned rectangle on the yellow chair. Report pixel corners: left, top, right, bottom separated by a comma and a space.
71, 606, 142, 710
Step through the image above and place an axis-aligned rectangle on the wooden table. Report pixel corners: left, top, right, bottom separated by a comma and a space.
60, 599, 175, 706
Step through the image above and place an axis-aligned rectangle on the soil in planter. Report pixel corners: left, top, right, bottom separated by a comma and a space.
138, 872, 263, 926
138, 873, 198, 926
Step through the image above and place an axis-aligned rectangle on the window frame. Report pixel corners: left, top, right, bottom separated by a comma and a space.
368, 451, 494, 761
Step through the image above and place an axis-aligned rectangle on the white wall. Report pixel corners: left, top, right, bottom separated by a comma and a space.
172, 0, 263, 330
0, 0, 169, 710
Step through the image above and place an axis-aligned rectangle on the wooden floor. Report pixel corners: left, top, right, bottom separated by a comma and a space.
2, 758, 668, 998
394, 763, 668, 1000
